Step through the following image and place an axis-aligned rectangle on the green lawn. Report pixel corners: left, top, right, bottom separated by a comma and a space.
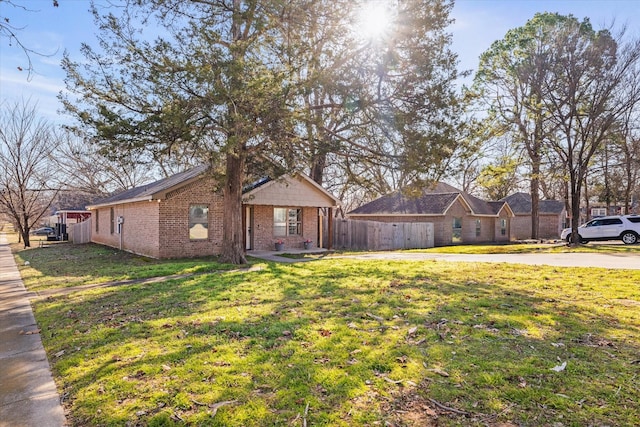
416, 242, 640, 254
13, 240, 640, 426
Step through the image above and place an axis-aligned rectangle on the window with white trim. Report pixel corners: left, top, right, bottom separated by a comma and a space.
274, 208, 302, 237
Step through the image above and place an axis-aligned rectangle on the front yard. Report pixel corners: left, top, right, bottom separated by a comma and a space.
13, 241, 640, 426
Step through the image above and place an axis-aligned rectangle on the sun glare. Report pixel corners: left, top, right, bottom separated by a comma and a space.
356, 2, 393, 41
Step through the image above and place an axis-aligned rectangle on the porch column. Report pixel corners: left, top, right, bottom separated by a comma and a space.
328, 207, 333, 250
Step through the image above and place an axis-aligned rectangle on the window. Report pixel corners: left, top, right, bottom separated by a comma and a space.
189, 205, 209, 240
475, 219, 481, 237
274, 208, 302, 237
591, 207, 607, 217
500, 218, 507, 236
95, 210, 99, 233
452, 217, 462, 243
602, 218, 622, 225
110, 208, 114, 234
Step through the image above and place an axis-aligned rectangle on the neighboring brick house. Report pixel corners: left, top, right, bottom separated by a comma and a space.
86, 165, 340, 258
501, 193, 566, 240
347, 182, 514, 246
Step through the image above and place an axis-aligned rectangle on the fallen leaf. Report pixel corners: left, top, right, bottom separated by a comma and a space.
407, 326, 418, 336
54, 350, 65, 358
366, 312, 384, 322
427, 368, 449, 377
550, 361, 567, 372
319, 329, 331, 337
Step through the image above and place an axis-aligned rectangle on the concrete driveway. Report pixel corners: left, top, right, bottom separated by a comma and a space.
336, 250, 640, 270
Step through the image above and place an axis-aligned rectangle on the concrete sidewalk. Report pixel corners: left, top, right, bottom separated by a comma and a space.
0, 234, 66, 427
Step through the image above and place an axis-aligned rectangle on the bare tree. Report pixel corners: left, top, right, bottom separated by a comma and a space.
0, 0, 59, 79
55, 130, 156, 195
0, 100, 60, 247
542, 24, 640, 241
474, 13, 640, 242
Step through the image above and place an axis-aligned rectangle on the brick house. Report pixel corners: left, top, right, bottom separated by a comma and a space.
86, 165, 340, 258
501, 193, 566, 240
347, 182, 514, 246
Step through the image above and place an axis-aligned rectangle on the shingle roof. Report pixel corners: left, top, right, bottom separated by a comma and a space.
348, 182, 509, 216
501, 192, 565, 215
349, 191, 459, 215
88, 164, 209, 207
88, 167, 341, 209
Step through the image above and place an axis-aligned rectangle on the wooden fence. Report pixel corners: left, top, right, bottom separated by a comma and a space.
327, 219, 434, 251
71, 219, 92, 244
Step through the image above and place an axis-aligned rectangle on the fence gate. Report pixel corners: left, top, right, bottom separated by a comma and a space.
328, 219, 433, 251
71, 219, 92, 244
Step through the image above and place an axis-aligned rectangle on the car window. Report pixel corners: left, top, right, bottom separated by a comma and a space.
587, 220, 602, 227
602, 218, 623, 225
627, 217, 640, 223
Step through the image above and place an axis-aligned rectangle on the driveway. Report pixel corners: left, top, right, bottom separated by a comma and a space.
335, 251, 640, 270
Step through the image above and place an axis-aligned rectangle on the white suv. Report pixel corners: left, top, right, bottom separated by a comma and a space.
561, 215, 640, 244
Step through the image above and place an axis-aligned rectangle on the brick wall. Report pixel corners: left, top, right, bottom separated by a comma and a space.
158, 177, 224, 258
91, 177, 224, 259
91, 201, 161, 258
540, 214, 563, 239
91, 177, 329, 257
510, 214, 563, 240
251, 205, 318, 251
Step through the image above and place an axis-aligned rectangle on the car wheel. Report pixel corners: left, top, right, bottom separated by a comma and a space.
621, 231, 638, 245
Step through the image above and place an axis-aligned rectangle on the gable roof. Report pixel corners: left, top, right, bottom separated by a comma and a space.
86, 165, 209, 209
243, 173, 340, 207
87, 166, 340, 210
501, 192, 565, 215
349, 182, 512, 217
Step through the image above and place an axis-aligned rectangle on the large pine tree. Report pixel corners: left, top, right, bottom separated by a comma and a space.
61, 0, 465, 263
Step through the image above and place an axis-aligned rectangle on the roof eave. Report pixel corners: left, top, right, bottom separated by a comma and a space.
86, 195, 155, 210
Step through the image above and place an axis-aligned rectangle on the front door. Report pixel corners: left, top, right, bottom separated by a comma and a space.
245, 206, 254, 250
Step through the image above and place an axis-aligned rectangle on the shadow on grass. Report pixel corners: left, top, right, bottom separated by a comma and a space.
15, 242, 234, 291
33, 258, 640, 426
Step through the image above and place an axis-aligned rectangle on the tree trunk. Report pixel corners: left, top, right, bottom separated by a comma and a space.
569, 171, 583, 246
583, 177, 590, 221
530, 172, 539, 240
310, 152, 326, 185
219, 150, 247, 265
21, 231, 31, 248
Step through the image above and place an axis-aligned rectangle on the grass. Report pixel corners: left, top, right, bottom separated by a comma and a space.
416, 242, 640, 254
9, 238, 640, 426
13, 242, 236, 292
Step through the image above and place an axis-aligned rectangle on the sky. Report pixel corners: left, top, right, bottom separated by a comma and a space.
1, 0, 640, 125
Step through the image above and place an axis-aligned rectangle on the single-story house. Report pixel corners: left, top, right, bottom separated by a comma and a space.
86, 165, 340, 258
501, 193, 566, 240
347, 182, 514, 246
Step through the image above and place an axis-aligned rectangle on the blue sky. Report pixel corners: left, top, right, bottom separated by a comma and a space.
1, 0, 639, 124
